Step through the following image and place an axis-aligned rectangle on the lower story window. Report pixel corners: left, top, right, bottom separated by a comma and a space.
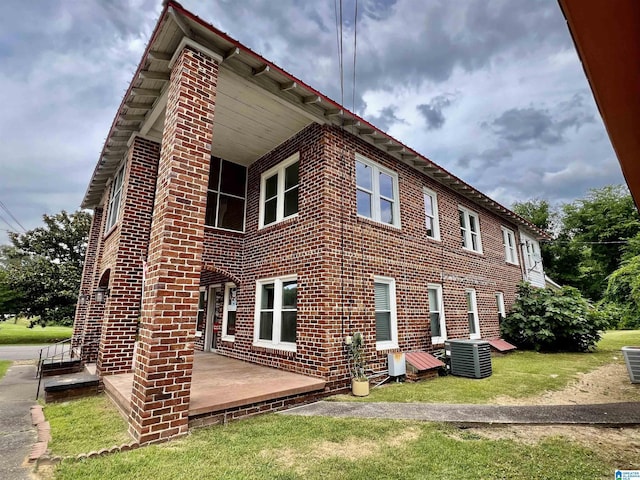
428, 284, 446, 344
254, 275, 297, 351
466, 289, 480, 339
495, 292, 506, 324
222, 283, 237, 341
374, 276, 398, 350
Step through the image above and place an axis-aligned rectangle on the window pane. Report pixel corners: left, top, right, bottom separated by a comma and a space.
469, 214, 477, 233
208, 157, 221, 190
379, 172, 393, 199
356, 161, 372, 190
264, 198, 277, 225
197, 310, 205, 331
424, 194, 433, 216
198, 291, 206, 309
281, 311, 297, 343
261, 284, 275, 309
374, 282, 390, 310
376, 312, 391, 342
284, 161, 299, 189
468, 313, 476, 334
466, 292, 473, 310
220, 160, 246, 197
459, 210, 466, 228
284, 187, 298, 217
282, 281, 297, 308
426, 217, 433, 237
218, 195, 245, 231
428, 289, 437, 312
226, 311, 236, 336
430, 312, 441, 337
265, 174, 278, 200
471, 232, 478, 251
380, 198, 393, 224
357, 190, 372, 217
259, 312, 273, 340
205, 191, 218, 227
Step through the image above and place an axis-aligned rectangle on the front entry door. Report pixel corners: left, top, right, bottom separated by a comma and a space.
204, 286, 223, 352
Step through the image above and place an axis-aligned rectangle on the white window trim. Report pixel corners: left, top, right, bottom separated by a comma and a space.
356, 154, 401, 228
459, 206, 483, 253
253, 274, 297, 352
374, 276, 399, 351
221, 282, 237, 342
466, 288, 481, 340
501, 227, 519, 265
423, 187, 441, 241
496, 292, 506, 322
258, 153, 299, 229
428, 283, 446, 344
105, 167, 125, 233
196, 287, 207, 339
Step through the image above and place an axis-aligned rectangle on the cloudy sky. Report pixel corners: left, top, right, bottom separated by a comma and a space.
0, 0, 624, 245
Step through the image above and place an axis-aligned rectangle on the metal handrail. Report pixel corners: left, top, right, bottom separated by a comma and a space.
35, 337, 86, 400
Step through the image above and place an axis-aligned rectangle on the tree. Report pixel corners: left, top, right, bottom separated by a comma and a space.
512, 198, 557, 233
1, 210, 92, 326
603, 255, 640, 329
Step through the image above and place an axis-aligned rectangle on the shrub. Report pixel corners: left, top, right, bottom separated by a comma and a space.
602, 255, 640, 329
501, 283, 608, 352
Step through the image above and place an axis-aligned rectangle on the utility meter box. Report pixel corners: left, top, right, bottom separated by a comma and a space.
388, 352, 406, 376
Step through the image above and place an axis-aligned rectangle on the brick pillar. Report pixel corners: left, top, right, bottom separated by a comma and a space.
72, 207, 104, 353
128, 45, 219, 443
97, 137, 161, 375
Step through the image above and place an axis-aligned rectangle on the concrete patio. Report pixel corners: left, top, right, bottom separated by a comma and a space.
103, 352, 326, 420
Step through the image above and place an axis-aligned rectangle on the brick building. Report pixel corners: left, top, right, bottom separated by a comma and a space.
73, 2, 547, 442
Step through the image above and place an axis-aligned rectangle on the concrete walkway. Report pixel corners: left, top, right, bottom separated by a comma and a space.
281, 401, 640, 426
0, 363, 37, 480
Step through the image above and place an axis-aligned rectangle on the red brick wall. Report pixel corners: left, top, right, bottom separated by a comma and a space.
128, 45, 218, 444
98, 136, 160, 375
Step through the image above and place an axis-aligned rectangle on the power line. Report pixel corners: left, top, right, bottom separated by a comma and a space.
0, 200, 26, 232
544, 239, 631, 245
0, 212, 17, 232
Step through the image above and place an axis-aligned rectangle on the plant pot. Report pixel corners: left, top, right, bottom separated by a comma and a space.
622, 346, 640, 384
351, 378, 370, 397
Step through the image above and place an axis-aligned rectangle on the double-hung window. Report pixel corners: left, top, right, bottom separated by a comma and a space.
496, 292, 506, 324
254, 275, 297, 351
466, 289, 481, 339
428, 284, 446, 344
205, 157, 247, 232
222, 283, 237, 341
459, 206, 482, 253
260, 153, 299, 228
105, 167, 125, 232
356, 155, 400, 227
423, 188, 440, 240
374, 276, 398, 350
502, 227, 518, 264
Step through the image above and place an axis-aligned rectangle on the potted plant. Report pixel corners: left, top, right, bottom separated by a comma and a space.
349, 332, 369, 396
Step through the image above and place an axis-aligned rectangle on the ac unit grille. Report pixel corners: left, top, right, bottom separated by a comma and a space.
447, 340, 492, 379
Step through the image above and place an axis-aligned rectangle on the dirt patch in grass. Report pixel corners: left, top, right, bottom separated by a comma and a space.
454, 425, 640, 471
491, 363, 640, 405
264, 426, 421, 474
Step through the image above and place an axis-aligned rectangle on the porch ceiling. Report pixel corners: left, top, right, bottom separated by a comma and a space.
81, 1, 548, 240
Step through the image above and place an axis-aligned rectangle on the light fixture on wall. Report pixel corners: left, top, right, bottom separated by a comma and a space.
93, 286, 110, 304
78, 293, 90, 306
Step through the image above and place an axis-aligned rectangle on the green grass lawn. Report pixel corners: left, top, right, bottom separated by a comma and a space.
52, 415, 611, 480
0, 360, 10, 380
329, 329, 640, 404
0, 317, 72, 344
44, 396, 131, 457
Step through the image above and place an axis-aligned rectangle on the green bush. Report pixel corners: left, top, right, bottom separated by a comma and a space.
602, 255, 640, 329
501, 283, 608, 352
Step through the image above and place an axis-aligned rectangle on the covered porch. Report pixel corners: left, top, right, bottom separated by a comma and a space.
103, 352, 326, 424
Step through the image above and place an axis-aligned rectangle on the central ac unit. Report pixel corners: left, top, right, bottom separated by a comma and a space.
446, 339, 492, 379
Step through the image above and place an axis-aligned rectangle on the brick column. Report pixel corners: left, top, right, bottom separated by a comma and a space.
97, 137, 161, 375
71, 207, 103, 362
128, 44, 219, 443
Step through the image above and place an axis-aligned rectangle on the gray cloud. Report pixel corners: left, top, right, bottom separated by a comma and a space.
417, 94, 454, 130
367, 105, 406, 132
489, 107, 561, 146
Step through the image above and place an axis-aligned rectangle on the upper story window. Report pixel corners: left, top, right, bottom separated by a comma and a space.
356, 155, 400, 227
459, 206, 482, 253
502, 227, 518, 264
254, 275, 297, 352
105, 167, 125, 233
523, 238, 541, 271
259, 153, 299, 228
374, 276, 398, 350
205, 157, 247, 232
423, 188, 440, 240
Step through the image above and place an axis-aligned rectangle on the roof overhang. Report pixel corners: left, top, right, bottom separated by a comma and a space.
559, 0, 640, 210
81, 1, 548, 240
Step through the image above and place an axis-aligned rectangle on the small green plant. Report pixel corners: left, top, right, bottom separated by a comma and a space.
501, 283, 608, 352
349, 332, 367, 381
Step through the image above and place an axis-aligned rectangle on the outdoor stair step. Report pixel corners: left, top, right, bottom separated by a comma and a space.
43, 372, 100, 402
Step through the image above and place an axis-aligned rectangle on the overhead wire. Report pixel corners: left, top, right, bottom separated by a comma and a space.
0, 200, 27, 232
